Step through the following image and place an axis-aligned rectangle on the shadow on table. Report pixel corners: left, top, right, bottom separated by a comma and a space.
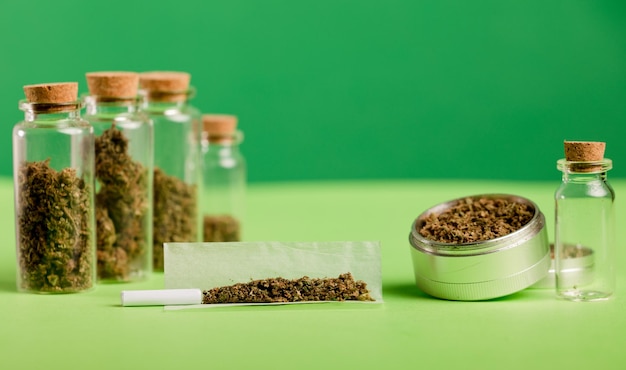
383, 281, 431, 300
382, 281, 548, 302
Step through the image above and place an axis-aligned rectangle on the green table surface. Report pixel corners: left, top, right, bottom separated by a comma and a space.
1, 177, 625, 370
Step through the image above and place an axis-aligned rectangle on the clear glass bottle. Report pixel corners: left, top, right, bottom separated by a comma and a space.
201, 114, 246, 242
139, 71, 202, 271
13, 82, 96, 293
555, 154, 615, 301
84, 72, 153, 282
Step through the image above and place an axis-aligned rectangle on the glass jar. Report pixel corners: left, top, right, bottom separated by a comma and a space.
84, 72, 153, 282
201, 114, 246, 242
555, 158, 615, 301
13, 82, 96, 293
139, 71, 202, 271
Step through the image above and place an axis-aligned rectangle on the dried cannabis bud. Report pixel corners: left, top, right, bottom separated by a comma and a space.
153, 168, 197, 270
95, 126, 150, 281
17, 159, 93, 292
202, 272, 374, 304
203, 214, 240, 242
419, 197, 534, 244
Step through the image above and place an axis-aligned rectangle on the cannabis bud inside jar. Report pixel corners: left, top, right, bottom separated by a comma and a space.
85, 71, 154, 282
139, 71, 202, 270
201, 114, 246, 243
13, 82, 96, 293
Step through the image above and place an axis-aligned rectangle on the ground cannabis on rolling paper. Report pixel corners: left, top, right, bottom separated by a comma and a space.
202, 273, 374, 304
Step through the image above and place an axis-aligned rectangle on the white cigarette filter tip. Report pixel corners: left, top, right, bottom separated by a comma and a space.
121, 289, 202, 306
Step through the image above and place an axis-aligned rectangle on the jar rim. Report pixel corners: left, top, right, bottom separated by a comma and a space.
82, 94, 139, 105
19, 99, 83, 114
138, 86, 196, 102
556, 158, 612, 173
202, 130, 244, 145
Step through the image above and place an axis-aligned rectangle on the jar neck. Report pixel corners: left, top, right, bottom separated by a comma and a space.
557, 159, 612, 182
139, 87, 194, 111
201, 131, 243, 149
561, 171, 609, 184
84, 95, 139, 116
19, 100, 82, 122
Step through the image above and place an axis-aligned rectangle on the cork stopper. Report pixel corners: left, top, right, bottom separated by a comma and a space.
23, 82, 78, 103
203, 114, 238, 135
564, 141, 605, 161
202, 115, 238, 144
86, 71, 139, 99
139, 71, 190, 92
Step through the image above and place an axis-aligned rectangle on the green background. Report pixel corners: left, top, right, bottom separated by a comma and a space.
1, 0, 625, 183
2, 2, 626, 367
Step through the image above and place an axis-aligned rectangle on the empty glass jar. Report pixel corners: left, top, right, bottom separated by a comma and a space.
555, 141, 615, 301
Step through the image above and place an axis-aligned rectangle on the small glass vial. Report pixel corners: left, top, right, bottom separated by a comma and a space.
555, 141, 615, 301
139, 71, 202, 271
84, 72, 153, 282
201, 114, 246, 242
13, 82, 96, 293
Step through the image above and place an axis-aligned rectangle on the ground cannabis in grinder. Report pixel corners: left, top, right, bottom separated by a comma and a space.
95, 125, 150, 280
17, 159, 93, 292
419, 196, 534, 244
